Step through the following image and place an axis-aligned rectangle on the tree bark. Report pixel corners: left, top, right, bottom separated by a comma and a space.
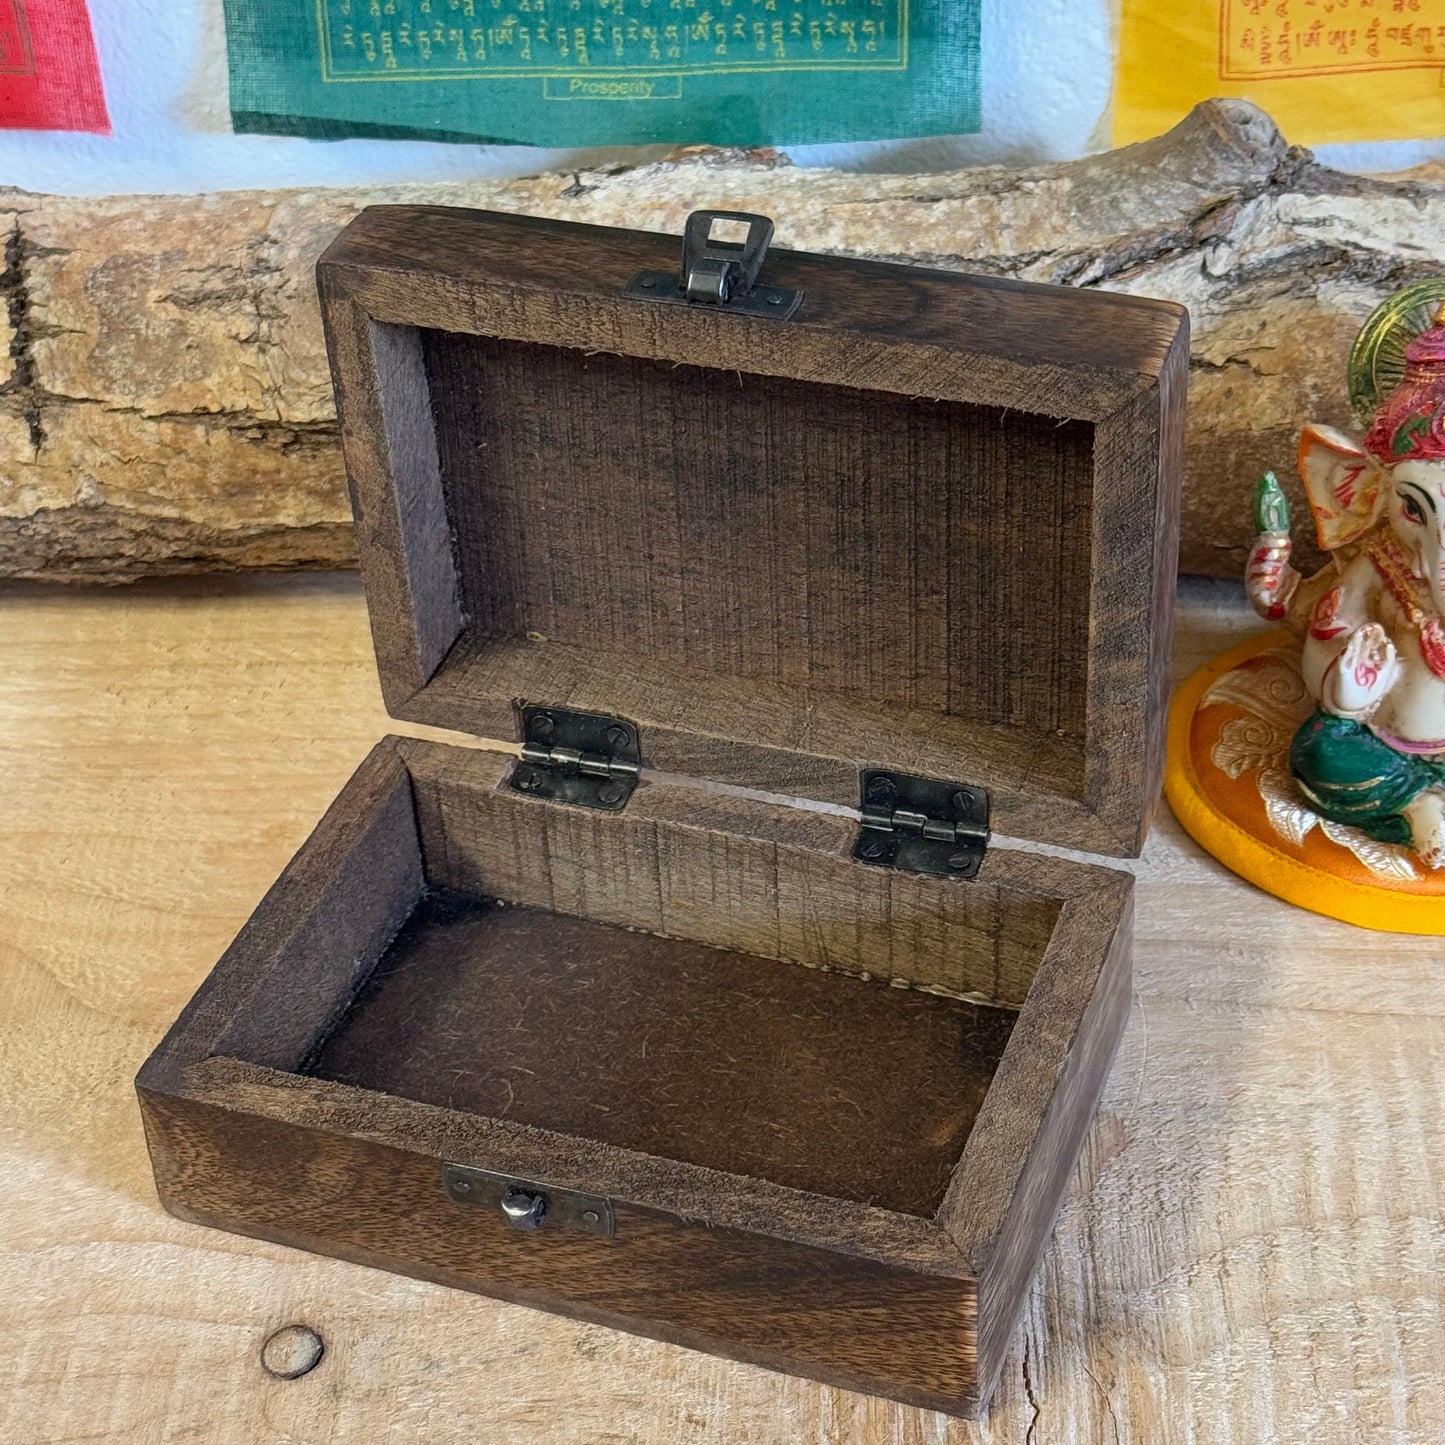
3, 99, 1438, 582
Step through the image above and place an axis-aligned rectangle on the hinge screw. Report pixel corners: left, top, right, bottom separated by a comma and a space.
947, 852, 973, 871
598, 781, 626, 806
860, 838, 887, 860
516, 769, 543, 792
866, 775, 896, 802
530, 713, 555, 740
605, 725, 630, 748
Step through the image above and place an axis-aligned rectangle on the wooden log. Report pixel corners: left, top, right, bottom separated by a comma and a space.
4, 98, 1441, 581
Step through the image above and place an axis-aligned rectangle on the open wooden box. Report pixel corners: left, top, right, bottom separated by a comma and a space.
137, 207, 1187, 1417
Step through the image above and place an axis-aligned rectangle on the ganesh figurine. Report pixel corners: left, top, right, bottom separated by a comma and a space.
1166, 281, 1445, 933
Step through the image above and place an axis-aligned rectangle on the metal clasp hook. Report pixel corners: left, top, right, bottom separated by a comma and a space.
625, 209, 803, 319
681, 210, 774, 305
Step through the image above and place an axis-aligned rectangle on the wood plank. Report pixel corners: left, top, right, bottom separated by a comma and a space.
5, 574, 1445, 1441
400, 738, 1079, 1005
423, 331, 1096, 742
140, 1078, 982, 1415
305, 890, 1018, 1218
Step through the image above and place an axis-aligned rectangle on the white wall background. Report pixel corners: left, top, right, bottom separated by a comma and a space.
9, 0, 1445, 196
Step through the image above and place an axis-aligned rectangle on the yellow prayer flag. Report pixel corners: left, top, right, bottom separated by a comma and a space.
1115, 0, 1445, 146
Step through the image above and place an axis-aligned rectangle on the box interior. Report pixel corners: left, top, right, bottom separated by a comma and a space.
307, 889, 1017, 1218
216, 740, 1065, 1221
418, 330, 1096, 801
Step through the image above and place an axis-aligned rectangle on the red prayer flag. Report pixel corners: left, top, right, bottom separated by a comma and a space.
0, 0, 108, 133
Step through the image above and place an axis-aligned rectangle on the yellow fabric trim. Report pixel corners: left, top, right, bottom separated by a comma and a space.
1165, 631, 1445, 936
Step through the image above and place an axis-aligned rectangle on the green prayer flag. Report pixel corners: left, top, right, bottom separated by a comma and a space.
223, 0, 980, 148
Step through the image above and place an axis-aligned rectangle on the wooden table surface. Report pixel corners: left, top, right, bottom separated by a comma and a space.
2, 575, 1442, 1445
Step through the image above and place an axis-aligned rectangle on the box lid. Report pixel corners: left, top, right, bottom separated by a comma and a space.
317, 206, 1186, 859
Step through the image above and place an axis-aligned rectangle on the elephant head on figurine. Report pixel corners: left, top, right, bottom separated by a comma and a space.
1298, 318, 1445, 631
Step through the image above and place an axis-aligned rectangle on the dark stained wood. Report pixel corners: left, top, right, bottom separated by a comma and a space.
321, 205, 1184, 398
140, 743, 422, 1082
320, 297, 463, 710
398, 740, 1064, 1006
138, 1087, 982, 1415
944, 880, 1134, 1405
138, 735, 1135, 1419
427, 332, 1094, 748
308, 889, 1017, 1219
138, 205, 1176, 1421
183, 1048, 966, 1276
317, 205, 1187, 856
417, 635, 1102, 846
214, 755, 422, 1072
1144, 332, 1189, 836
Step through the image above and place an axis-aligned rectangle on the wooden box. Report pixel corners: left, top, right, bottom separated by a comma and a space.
137, 207, 1187, 1417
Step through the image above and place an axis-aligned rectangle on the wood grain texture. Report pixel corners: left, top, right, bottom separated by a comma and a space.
320, 205, 1185, 857
140, 1083, 984, 1415
401, 740, 1072, 1007
8, 97, 1440, 586
320, 303, 464, 703
959, 888, 1133, 1402
137, 719, 1125, 1416
426, 332, 1096, 745
6, 575, 1445, 1442
211, 748, 422, 1073
307, 890, 1019, 1218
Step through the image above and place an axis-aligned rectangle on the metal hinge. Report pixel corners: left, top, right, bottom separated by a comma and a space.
509, 704, 641, 811
853, 769, 991, 878
444, 1163, 615, 1237
625, 209, 803, 319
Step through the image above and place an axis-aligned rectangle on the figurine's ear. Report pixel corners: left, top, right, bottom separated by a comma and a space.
1297, 424, 1386, 549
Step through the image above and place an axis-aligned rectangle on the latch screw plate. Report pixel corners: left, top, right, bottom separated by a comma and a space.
444, 1163, 615, 1237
